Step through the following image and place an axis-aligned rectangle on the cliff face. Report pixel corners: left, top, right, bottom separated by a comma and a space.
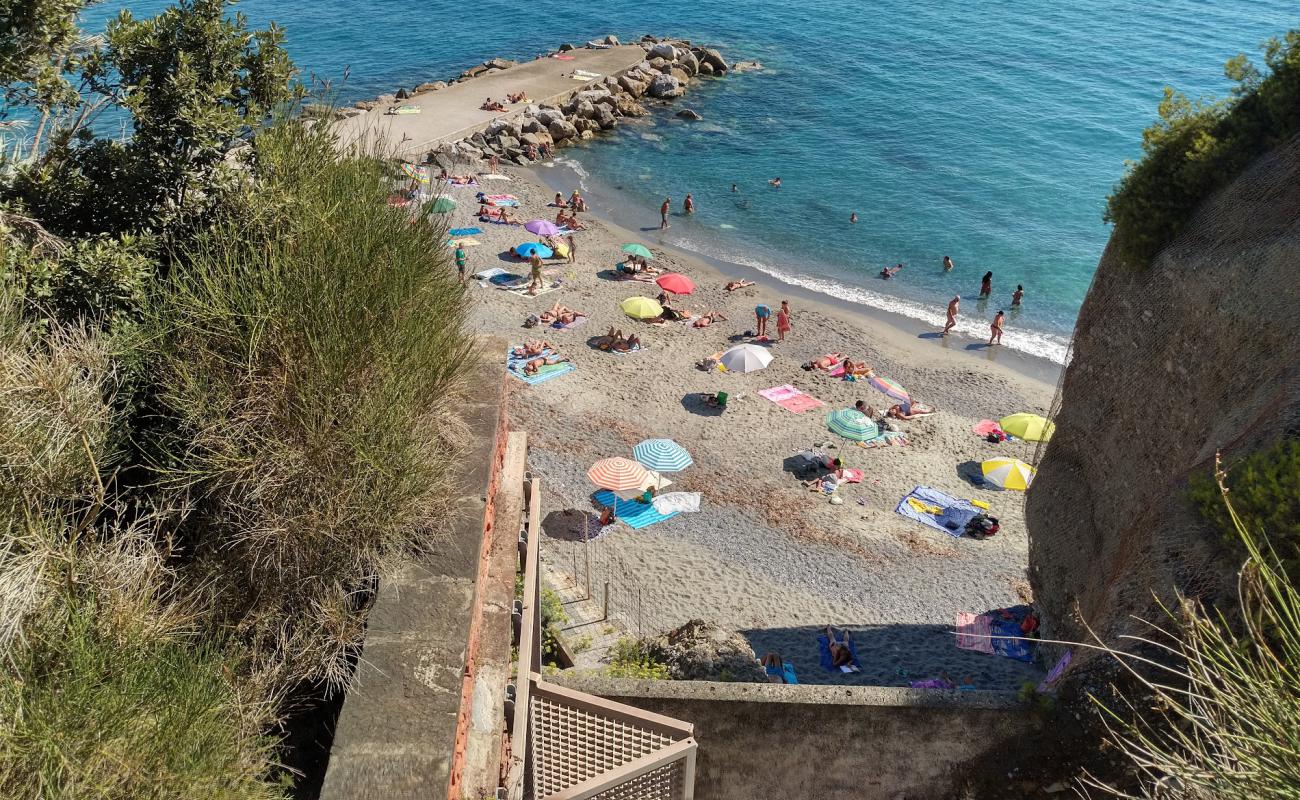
1027, 136, 1300, 649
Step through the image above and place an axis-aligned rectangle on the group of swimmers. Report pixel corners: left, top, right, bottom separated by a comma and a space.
940, 273, 1024, 345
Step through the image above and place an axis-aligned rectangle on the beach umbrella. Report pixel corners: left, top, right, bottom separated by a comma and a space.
429, 196, 457, 213
515, 242, 554, 259
621, 243, 654, 260
655, 273, 696, 295
632, 439, 693, 473
718, 344, 773, 374
401, 162, 430, 183
524, 219, 560, 236
981, 458, 1035, 491
998, 413, 1054, 442
587, 457, 652, 492
867, 374, 910, 403
825, 409, 878, 442
621, 296, 663, 319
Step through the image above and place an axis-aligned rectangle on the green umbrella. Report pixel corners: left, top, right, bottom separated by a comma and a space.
825, 409, 878, 442
621, 243, 653, 260
429, 197, 457, 214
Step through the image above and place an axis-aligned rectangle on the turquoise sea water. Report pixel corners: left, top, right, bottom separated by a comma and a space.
82, 1, 1297, 361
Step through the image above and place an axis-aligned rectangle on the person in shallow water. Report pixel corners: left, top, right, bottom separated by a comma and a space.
660, 197, 671, 230
880, 263, 903, 279
850, 211, 858, 223
684, 193, 695, 214
943, 295, 960, 335
731, 183, 738, 192
943, 255, 955, 271
989, 309, 1005, 345
980, 271, 993, 297
769, 177, 782, 187
1012, 284, 1024, 306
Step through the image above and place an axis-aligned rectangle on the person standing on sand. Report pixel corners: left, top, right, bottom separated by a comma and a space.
684, 193, 695, 214
943, 295, 959, 335
775, 302, 792, 342
1011, 284, 1024, 306
454, 243, 468, 283
660, 197, 671, 230
780, 299, 792, 321
754, 303, 771, 338
980, 271, 993, 297
943, 255, 955, 271
850, 211, 858, 223
528, 252, 543, 295
566, 234, 577, 265
989, 310, 1005, 345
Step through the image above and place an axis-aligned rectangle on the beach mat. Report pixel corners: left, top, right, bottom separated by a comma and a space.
552, 315, 587, 330
506, 283, 558, 297
954, 611, 995, 654
449, 227, 483, 236
989, 606, 1036, 662
757, 384, 825, 414
816, 634, 861, 673
506, 347, 574, 385
895, 486, 980, 537
857, 430, 910, 449
594, 490, 679, 529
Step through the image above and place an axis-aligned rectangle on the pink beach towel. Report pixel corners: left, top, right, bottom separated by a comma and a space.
841, 468, 863, 484
955, 612, 995, 654
757, 384, 825, 414
972, 419, 1003, 436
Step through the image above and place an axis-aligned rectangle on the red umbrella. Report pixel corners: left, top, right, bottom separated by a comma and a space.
655, 273, 696, 295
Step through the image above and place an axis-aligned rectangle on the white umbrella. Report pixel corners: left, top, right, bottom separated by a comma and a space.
719, 344, 773, 374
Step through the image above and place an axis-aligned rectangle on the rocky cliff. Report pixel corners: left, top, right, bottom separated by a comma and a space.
1027, 135, 1300, 654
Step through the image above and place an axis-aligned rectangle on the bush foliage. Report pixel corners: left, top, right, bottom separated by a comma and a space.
1105, 31, 1300, 267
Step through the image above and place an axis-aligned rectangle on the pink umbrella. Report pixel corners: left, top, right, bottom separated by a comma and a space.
655, 273, 696, 295
524, 219, 560, 236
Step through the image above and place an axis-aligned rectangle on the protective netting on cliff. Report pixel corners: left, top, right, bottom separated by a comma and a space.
1024, 133, 1300, 666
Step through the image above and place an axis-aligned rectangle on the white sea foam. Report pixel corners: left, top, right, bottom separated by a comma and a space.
670, 236, 1071, 365
718, 223, 736, 229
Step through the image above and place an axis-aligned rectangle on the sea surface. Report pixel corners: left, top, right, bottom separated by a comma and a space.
74, 1, 1300, 362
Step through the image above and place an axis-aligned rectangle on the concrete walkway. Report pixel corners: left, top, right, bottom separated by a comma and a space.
335, 46, 647, 158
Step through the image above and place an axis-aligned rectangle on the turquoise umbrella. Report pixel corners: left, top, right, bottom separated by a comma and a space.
632, 439, 693, 473
516, 242, 554, 259
429, 197, 456, 213
825, 409, 878, 442
621, 243, 653, 259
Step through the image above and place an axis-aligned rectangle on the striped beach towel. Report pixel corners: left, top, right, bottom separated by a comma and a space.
955, 612, 995, 654
757, 384, 824, 414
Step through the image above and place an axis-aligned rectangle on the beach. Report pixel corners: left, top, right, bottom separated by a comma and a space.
454, 165, 1058, 689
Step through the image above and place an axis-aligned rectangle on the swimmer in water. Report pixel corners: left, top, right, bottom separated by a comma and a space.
769, 177, 781, 187
731, 183, 738, 192
1011, 284, 1024, 306
943, 255, 954, 271
880, 263, 903, 279
850, 211, 858, 224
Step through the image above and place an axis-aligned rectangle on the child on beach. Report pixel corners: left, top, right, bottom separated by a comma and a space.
566, 234, 577, 264
527, 253, 543, 295
989, 310, 1005, 345
775, 303, 792, 342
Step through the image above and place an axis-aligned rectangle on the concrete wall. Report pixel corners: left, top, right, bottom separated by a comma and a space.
552, 676, 1037, 800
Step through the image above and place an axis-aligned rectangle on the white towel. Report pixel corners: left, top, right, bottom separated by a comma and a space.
652, 492, 701, 515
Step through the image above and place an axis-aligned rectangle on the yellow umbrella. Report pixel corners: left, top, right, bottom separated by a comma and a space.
999, 413, 1054, 442
981, 458, 1035, 491
620, 296, 663, 319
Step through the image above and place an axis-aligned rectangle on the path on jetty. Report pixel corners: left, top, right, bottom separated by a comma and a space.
335, 45, 647, 157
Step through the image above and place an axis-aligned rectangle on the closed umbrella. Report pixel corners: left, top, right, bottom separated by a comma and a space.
621, 243, 654, 260
524, 219, 561, 236
429, 196, 456, 213
981, 458, 1035, 491
587, 457, 652, 492
826, 409, 878, 441
998, 413, 1054, 442
621, 296, 663, 319
515, 242, 554, 259
655, 273, 696, 295
867, 374, 910, 403
718, 344, 773, 373
632, 439, 693, 473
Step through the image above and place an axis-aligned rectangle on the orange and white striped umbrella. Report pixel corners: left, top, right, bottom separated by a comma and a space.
587, 457, 652, 492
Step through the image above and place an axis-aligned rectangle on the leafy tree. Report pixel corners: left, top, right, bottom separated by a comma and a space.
0, 0, 93, 113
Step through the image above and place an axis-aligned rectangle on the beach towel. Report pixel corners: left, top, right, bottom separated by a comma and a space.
481, 174, 512, 181
551, 315, 587, 330
506, 346, 574, 385
652, 492, 701, 515
473, 267, 510, 281
552, 54, 575, 60
782, 662, 798, 684
506, 283, 559, 297
489, 272, 527, 288
841, 468, 863, 484
758, 384, 825, 414
446, 237, 480, 248
594, 489, 679, 529
990, 616, 1035, 662
483, 198, 520, 207
816, 634, 861, 673
954, 611, 996, 654
481, 193, 517, 201
857, 430, 910, 449
894, 486, 980, 537
1038, 650, 1073, 693
449, 227, 483, 236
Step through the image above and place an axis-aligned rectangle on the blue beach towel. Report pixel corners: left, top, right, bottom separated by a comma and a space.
448, 227, 482, 236
817, 634, 862, 673
593, 490, 678, 530
988, 606, 1037, 662
489, 272, 525, 287
782, 662, 798, 684
506, 347, 574, 385
894, 486, 980, 537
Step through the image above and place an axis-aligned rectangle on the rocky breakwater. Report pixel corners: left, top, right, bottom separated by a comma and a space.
425, 35, 732, 169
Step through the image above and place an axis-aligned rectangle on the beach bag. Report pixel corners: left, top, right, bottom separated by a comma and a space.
964, 514, 1000, 539
523, 315, 539, 328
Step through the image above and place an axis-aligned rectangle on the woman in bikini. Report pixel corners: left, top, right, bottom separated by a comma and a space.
724, 279, 755, 291
512, 340, 554, 358
808, 353, 846, 371
522, 355, 569, 375
692, 310, 727, 328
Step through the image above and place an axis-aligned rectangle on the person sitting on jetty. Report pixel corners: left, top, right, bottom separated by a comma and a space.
507, 91, 531, 103
692, 310, 727, 328
724, 279, 755, 291
880, 263, 903, 279
540, 302, 583, 326
512, 340, 554, 358
888, 401, 934, 421
480, 97, 507, 112
522, 355, 569, 375
825, 626, 858, 671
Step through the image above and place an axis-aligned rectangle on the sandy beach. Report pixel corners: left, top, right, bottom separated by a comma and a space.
446, 163, 1058, 690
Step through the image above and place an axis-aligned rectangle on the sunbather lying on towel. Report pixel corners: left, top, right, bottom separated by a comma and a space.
692, 310, 727, 328
888, 401, 935, 421
540, 303, 583, 326
513, 340, 554, 358
761, 653, 788, 684
522, 355, 569, 375
611, 333, 642, 352
806, 353, 846, 371
696, 351, 723, 371
804, 469, 846, 493
825, 626, 859, 671
724, 279, 755, 291
841, 358, 873, 377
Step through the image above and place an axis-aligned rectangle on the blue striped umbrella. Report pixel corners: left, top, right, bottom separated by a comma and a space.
632, 439, 693, 474
825, 409, 878, 442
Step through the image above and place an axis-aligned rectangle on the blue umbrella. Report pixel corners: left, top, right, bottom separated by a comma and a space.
632, 439, 693, 474
515, 242, 554, 259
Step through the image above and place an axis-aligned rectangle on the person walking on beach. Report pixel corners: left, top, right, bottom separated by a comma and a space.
943, 255, 955, 271
528, 252, 543, 295
754, 303, 772, 338
454, 243, 468, 283
989, 310, 1005, 345
1011, 284, 1024, 306
660, 197, 671, 230
980, 271, 993, 297
943, 295, 959, 335
684, 193, 695, 214
566, 234, 577, 265
775, 302, 792, 342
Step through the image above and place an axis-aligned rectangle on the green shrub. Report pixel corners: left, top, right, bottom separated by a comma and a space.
1189, 438, 1300, 581
1105, 31, 1300, 267
604, 638, 670, 680
539, 587, 569, 665
6, 234, 154, 327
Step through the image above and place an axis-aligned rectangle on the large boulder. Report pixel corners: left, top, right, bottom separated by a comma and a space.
496, 135, 520, 151
572, 116, 599, 134
641, 620, 765, 682
375, 93, 397, 106
699, 48, 729, 73
594, 106, 618, 130
604, 34, 620, 46
579, 129, 595, 140
575, 100, 598, 120
536, 108, 566, 126
649, 42, 678, 61
547, 118, 578, 142
414, 80, 446, 93
669, 66, 690, 84
558, 42, 575, 52
520, 130, 554, 148
731, 60, 764, 73
486, 119, 522, 138
697, 61, 715, 76
676, 108, 701, 120
618, 74, 649, 98
647, 57, 668, 72
615, 96, 648, 117
486, 57, 514, 70
677, 50, 699, 76
578, 87, 611, 103
520, 116, 544, 134
648, 73, 684, 99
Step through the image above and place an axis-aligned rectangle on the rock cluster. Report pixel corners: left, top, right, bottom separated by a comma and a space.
641, 619, 765, 682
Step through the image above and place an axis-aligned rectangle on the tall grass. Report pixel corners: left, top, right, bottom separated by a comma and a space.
149, 119, 476, 691
1086, 458, 1300, 798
